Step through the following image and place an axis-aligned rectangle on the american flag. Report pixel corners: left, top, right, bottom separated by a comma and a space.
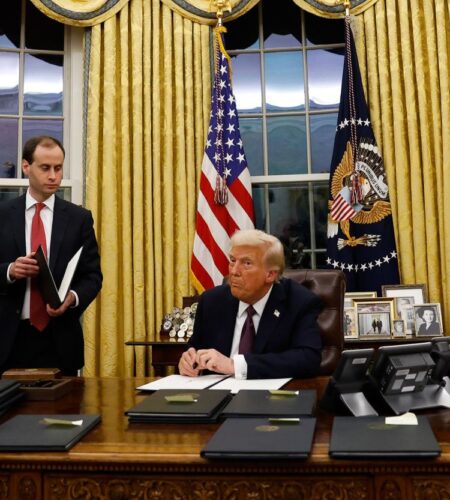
191, 27, 255, 292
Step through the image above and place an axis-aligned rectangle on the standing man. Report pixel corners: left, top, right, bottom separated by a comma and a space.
0, 136, 102, 375
179, 229, 322, 379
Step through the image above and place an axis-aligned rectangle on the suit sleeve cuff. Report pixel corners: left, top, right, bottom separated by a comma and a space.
232, 354, 248, 380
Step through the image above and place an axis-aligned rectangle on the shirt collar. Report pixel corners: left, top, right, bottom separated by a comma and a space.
238, 285, 273, 318
26, 190, 55, 212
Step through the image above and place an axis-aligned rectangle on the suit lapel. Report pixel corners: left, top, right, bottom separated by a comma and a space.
253, 282, 286, 353
221, 291, 239, 354
11, 195, 26, 256
49, 196, 69, 271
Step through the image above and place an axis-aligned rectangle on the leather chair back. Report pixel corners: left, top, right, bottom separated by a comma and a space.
283, 269, 346, 375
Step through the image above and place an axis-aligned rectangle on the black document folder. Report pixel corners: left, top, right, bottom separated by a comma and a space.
0, 380, 22, 405
201, 417, 316, 459
125, 390, 232, 423
329, 415, 441, 458
34, 245, 83, 308
220, 389, 316, 418
0, 414, 101, 451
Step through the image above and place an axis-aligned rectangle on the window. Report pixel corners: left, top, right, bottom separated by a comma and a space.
0, 0, 83, 204
225, 0, 344, 268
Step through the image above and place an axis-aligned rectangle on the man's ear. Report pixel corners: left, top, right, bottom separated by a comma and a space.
265, 269, 278, 284
22, 160, 30, 177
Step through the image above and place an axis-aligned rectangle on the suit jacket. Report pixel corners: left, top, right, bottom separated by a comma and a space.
188, 278, 323, 379
417, 322, 440, 336
0, 194, 102, 371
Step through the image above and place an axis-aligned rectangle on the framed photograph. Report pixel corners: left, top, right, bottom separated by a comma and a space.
343, 307, 358, 339
354, 298, 394, 339
413, 303, 443, 337
381, 284, 427, 304
344, 291, 377, 309
392, 319, 407, 338
381, 284, 427, 335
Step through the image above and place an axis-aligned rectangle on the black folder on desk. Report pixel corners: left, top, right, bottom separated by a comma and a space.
201, 417, 316, 459
329, 415, 441, 458
220, 389, 316, 418
125, 390, 232, 423
0, 380, 22, 405
0, 414, 101, 451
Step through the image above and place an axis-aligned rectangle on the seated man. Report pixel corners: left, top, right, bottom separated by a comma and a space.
179, 229, 323, 379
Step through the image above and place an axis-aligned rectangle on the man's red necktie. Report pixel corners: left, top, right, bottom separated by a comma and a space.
30, 202, 49, 331
238, 305, 256, 354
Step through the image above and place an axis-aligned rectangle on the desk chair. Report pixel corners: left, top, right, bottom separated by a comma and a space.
283, 269, 346, 375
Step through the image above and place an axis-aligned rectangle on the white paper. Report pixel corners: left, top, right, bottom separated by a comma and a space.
385, 412, 418, 426
209, 377, 292, 394
58, 246, 83, 301
136, 374, 228, 391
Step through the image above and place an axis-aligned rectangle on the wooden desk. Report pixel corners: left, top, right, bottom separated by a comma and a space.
1, 377, 450, 499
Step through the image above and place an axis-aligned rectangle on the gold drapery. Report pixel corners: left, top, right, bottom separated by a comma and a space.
292, 0, 379, 18
83, 0, 211, 375
352, 0, 450, 335
29, 0, 131, 26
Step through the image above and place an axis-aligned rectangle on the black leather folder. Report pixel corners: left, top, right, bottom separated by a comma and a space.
0, 380, 22, 405
201, 417, 316, 459
0, 414, 101, 451
329, 415, 441, 458
220, 389, 316, 418
125, 389, 232, 423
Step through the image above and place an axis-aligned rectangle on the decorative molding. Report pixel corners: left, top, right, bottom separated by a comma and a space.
46, 477, 370, 499
18, 476, 38, 500
412, 478, 450, 499
0, 476, 9, 500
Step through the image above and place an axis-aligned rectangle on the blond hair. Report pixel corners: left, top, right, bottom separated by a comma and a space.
230, 229, 285, 276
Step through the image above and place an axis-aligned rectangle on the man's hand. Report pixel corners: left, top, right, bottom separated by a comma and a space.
9, 254, 39, 280
196, 349, 234, 375
47, 291, 76, 317
178, 347, 201, 377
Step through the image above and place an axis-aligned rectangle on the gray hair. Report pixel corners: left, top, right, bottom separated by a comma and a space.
230, 229, 285, 276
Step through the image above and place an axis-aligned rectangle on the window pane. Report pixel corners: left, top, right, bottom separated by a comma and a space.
232, 53, 261, 113
224, 5, 259, 50
253, 184, 311, 249
0, 118, 18, 178
0, 52, 19, 114
265, 52, 304, 112
308, 49, 343, 109
267, 115, 307, 175
313, 183, 329, 249
310, 113, 337, 174
240, 117, 263, 176
0, 187, 26, 202
305, 13, 344, 46
23, 119, 64, 147
24, 54, 63, 116
0, 2, 22, 48
263, 0, 301, 49
26, 2, 64, 50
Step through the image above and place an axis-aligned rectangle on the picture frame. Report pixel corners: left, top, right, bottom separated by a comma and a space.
354, 298, 395, 339
344, 291, 377, 309
381, 284, 427, 304
413, 303, 443, 337
392, 319, 407, 338
343, 307, 358, 339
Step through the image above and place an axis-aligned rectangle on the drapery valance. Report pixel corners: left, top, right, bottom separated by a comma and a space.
30, 0, 379, 26
29, 0, 131, 26
292, 0, 379, 18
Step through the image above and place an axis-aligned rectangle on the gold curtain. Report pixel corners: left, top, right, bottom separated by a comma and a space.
292, 0, 379, 18
352, 0, 450, 335
29, 0, 131, 26
83, 0, 211, 376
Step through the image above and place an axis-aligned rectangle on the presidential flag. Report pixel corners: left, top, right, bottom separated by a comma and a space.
326, 17, 399, 293
191, 26, 255, 292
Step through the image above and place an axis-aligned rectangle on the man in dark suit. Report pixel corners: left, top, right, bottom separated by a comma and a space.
179, 229, 322, 379
0, 136, 102, 375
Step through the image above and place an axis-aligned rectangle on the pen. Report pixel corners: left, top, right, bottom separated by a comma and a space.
192, 362, 198, 369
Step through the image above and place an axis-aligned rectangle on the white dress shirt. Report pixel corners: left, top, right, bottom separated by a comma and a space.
231, 286, 273, 379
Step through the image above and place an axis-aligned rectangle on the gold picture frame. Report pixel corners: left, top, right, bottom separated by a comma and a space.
354, 298, 395, 340
344, 291, 377, 309
413, 303, 444, 337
